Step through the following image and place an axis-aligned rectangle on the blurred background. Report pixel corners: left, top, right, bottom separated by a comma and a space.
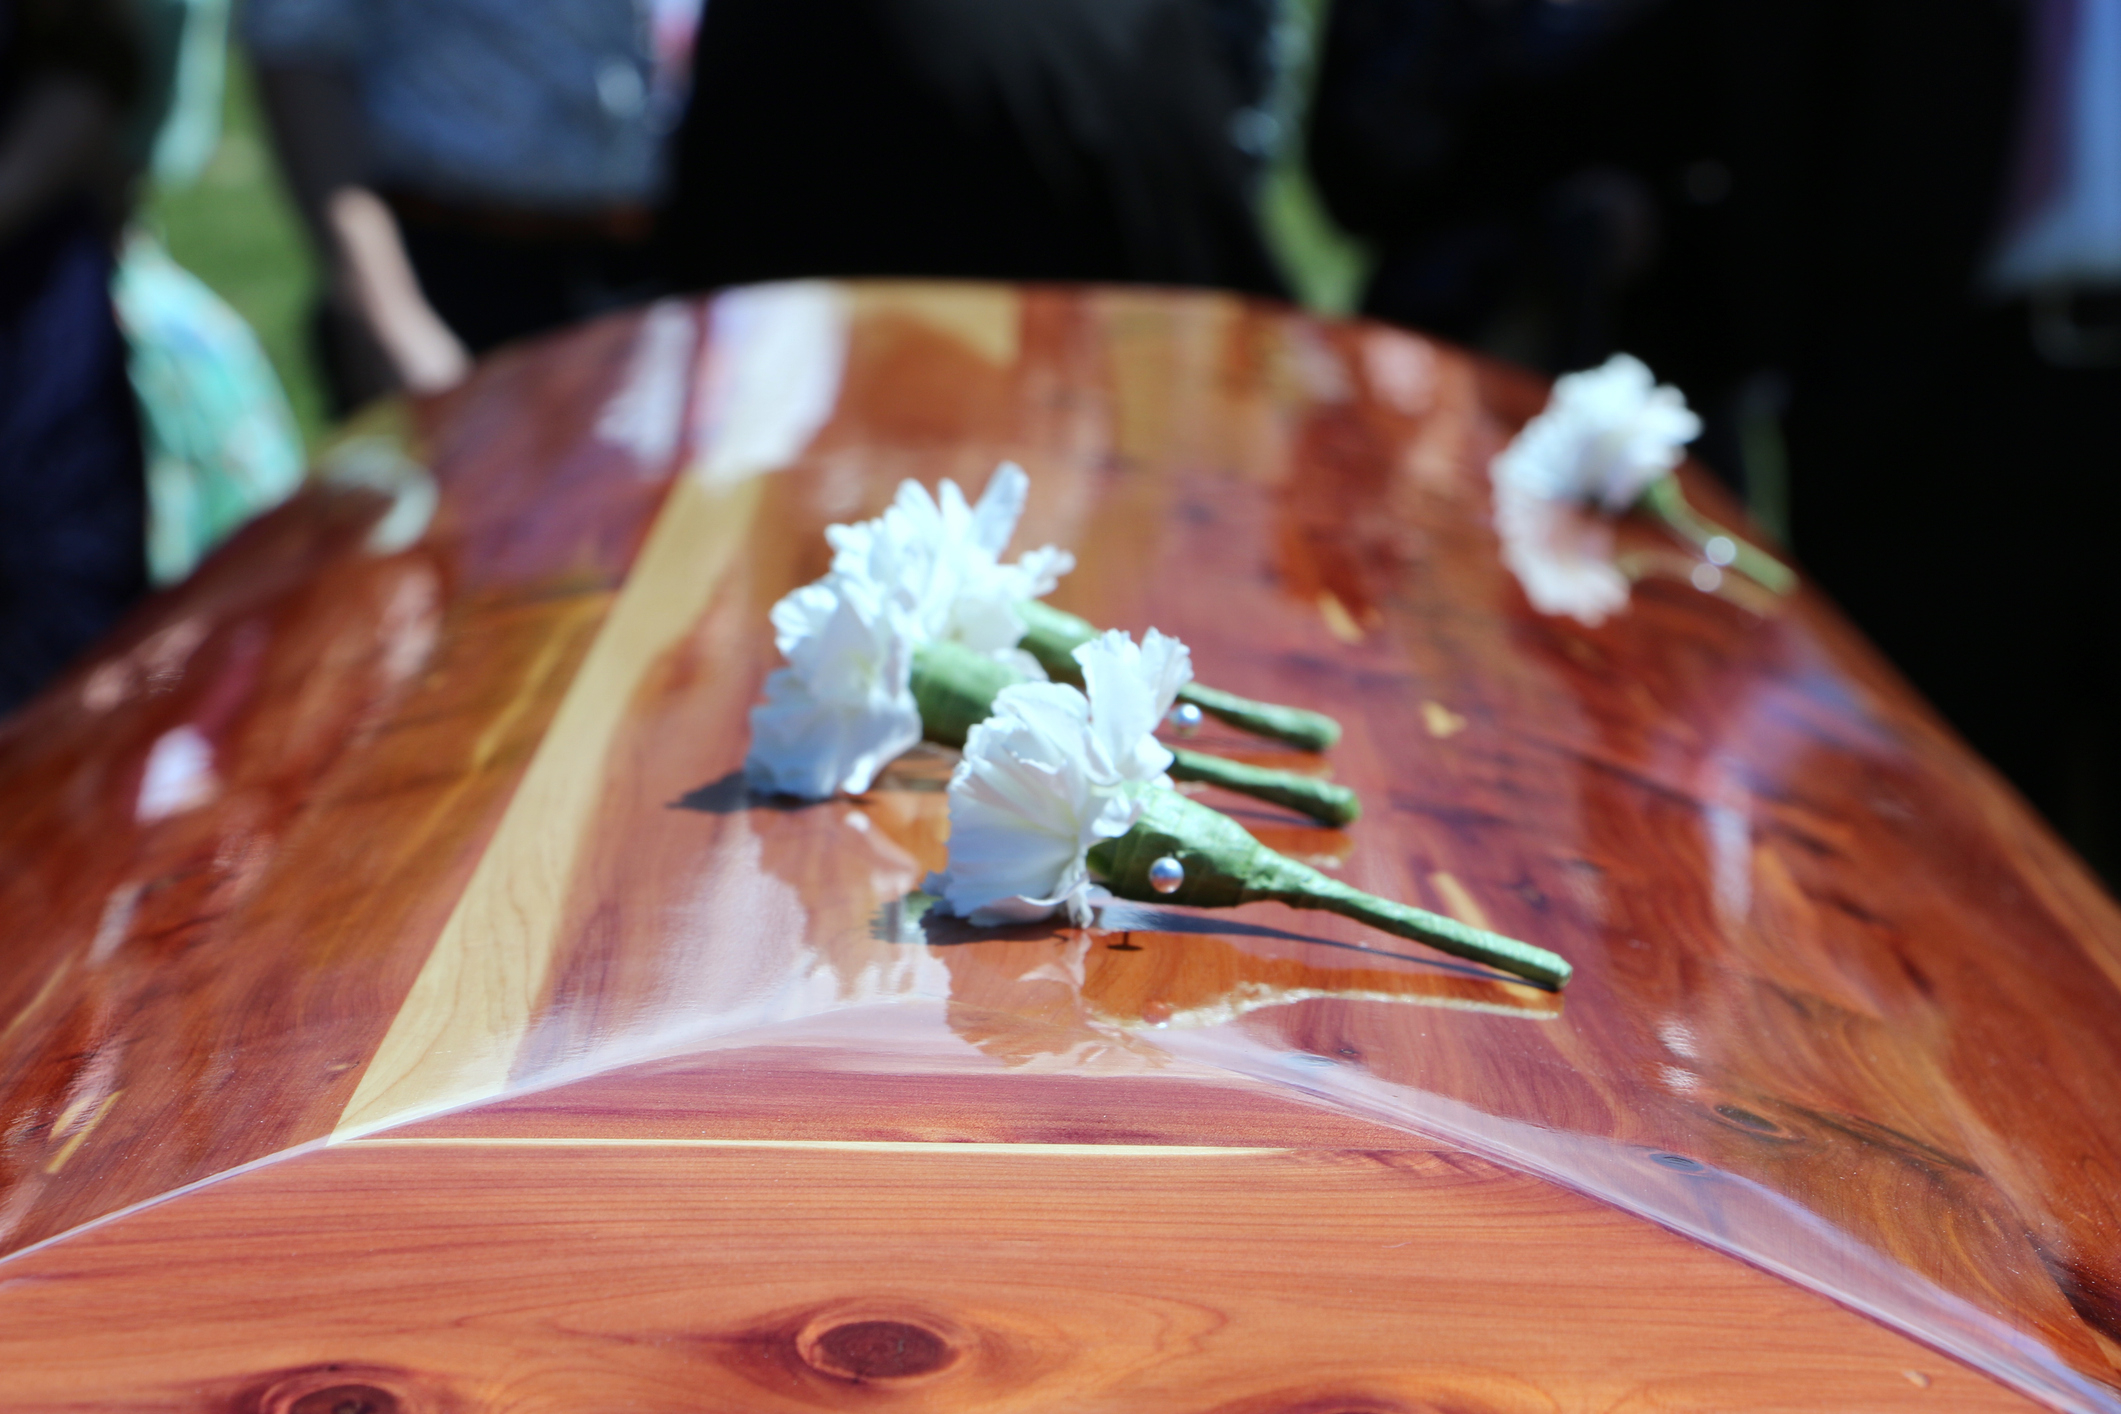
3, 0, 2115, 884
147, 56, 322, 442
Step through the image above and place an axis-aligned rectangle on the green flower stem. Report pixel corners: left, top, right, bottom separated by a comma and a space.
1015, 600, 1342, 752
909, 641, 1022, 748
1173, 683, 1342, 754
1639, 475, 1795, 595
1088, 789, 1571, 990
910, 641, 1361, 828
1167, 748, 1360, 827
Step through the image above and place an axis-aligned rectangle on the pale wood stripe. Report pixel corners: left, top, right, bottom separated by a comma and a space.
335, 476, 765, 1136
43, 1091, 122, 1175
343, 1138, 1287, 1157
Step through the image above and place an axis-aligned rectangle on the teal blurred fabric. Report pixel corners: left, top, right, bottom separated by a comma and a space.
117, 0, 303, 588
113, 229, 303, 586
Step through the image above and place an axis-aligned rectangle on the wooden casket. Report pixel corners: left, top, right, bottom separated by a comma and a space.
1, 282, 2118, 1414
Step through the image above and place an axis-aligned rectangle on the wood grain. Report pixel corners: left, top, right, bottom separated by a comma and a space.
0, 305, 685, 1256
336, 474, 764, 1133
0, 282, 2118, 1412
0, 1139, 2040, 1413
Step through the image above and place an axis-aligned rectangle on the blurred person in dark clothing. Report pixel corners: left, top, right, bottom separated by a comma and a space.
1787, 0, 2120, 884
660, 0, 1288, 297
1308, 0, 1786, 464
242, 0, 699, 411
0, 0, 149, 715
1310, 0, 2119, 884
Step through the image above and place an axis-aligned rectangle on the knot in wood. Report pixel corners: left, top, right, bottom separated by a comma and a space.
799, 1316, 957, 1382
248, 1366, 427, 1414
287, 1388, 398, 1414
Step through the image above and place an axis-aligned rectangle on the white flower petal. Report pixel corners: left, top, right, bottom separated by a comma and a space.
931, 632, 1187, 924
929, 702, 1098, 922
746, 667, 923, 797
827, 478, 960, 640
970, 460, 1029, 558
1493, 353, 1701, 513
768, 580, 839, 659
820, 462, 1072, 663
993, 647, 1049, 682
1006, 544, 1076, 600
935, 476, 975, 538
942, 585, 1029, 657
761, 462, 1085, 804
745, 574, 922, 798
1074, 627, 1190, 785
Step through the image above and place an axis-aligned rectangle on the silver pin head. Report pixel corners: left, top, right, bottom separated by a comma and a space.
1170, 703, 1204, 735
1148, 856, 1185, 894
1704, 535, 1738, 567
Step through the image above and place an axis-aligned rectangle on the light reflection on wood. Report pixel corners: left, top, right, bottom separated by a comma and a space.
0, 283, 2113, 1413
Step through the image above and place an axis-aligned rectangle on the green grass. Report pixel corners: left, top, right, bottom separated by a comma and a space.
140, 56, 331, 451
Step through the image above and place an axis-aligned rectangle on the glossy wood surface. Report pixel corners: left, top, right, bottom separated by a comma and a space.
1, 283, 2118, 1413
0, 1138, 2030, 1413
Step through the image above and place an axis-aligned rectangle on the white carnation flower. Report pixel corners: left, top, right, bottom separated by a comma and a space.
927, 628, 1192, 926
1493, 354, 1701, 513
827, 461, 1075, 665
744, 574, 923, 798
1075, 626, 1193, 786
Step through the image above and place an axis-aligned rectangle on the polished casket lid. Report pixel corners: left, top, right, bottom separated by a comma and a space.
1, 282, 2117, 1414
